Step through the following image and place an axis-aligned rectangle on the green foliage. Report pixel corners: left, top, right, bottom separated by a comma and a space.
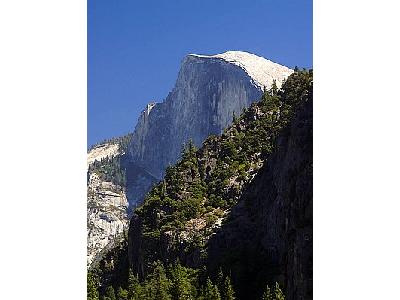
88, 133, 133, 187
262, 285, 272, 300
103, 285, 116, 300
133, 70, 313, 284
127, 269, 143, 300
89, 133, 132, 153
93, 236, 129, 296
213, 269, 235, 300
116, 287, 128, 300
169, 261, 197, 300
262, 283, 285, 300
144, 262, 172, 300
222, 276, 236, 300
95, 70, 312, 300
274, 283, 285, 300
202, 278, 221, 300
88, 155, 126, 188
87, 272, 99, 300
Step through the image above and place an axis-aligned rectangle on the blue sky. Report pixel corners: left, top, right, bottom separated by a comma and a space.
88, 0, 312, 147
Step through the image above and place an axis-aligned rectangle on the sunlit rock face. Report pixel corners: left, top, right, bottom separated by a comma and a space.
87, 51, 292, 267
129, 51, 293, 180
86, 141, 157, 268
87, 171, 128, 267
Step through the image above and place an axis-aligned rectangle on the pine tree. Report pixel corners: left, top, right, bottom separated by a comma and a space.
232, 111, 239, 125
222, 275, 235, 300
213, 285, 221, 300
215, 268, 224, 295
169, 261, 195, 300
271, 79, 278, 96
104, 286, 116, 300
203, 278, 221, 300
181, 139, 197, 161
150, 262, 172, 300
188, 139, 196, 154
262, 285, 272, 300
116, 287, 128, 300
274, 282, 285, 300
262, 86, 269, 102
127, 269, 142, 300
87, 272, 99, 300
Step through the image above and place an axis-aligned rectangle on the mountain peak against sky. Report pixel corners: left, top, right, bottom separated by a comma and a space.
88, 50, 298, 268
128, 50, 294, 181
188, 51, 293, 89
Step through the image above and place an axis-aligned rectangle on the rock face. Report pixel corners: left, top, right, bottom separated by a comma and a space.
207, 97, 313, 300
87, 143, 120, 169
124, 161, 158, 215
87, 169, 128, 267
124, 70, 313, 299
129, 50, 293, 186
87, 142, 127, 268
127, 97, 312, 300
88, 51, 293, 268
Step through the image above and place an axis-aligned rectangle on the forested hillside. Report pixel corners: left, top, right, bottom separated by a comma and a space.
88, 69, 313, 300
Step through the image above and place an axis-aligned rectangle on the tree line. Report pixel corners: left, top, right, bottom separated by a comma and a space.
88, 260, 285, 300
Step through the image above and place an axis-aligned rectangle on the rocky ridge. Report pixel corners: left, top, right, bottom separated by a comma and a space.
87, 143, 120, 169
87, 171, 128, 267
190, 51, 292, 90
128, 50, 293, 195
87, 135, 137, 267
88, 51, 293, 268
123, 70, 313, 299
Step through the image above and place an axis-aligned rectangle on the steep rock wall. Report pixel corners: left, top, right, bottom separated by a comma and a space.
87, 172, 128, 267
128, 51, 292, 202
207, 97, 313, 300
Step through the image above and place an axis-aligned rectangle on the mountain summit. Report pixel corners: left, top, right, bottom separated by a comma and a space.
87, 51, 293, 267
92, 69, 313, 300
189, 51, 293, 89
128, 51, 293, 183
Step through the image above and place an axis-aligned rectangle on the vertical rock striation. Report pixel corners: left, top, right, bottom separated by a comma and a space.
87, 169, 128, 267
128, 51, 293, 202
88, 51, 293, 267
207, 97, 313, 300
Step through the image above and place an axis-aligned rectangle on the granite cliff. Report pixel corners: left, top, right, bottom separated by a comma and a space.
206, 92, 313, 299
128, 50, 292, 194
87, 135, 158, 267
88, 51, 293, 269
112, 70, 313, 299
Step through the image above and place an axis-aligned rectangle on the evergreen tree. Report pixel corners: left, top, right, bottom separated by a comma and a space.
222, 275, 235, 300
213, 285, 221, 300
169, 261, 195, 300
271, 79, 278, 96
116, 287, 128, 300
149, 262, 172, 300
215, 268, 224, 296
93, 70, 313, 300
262, 86, 269, 102
261, 283, 284, 300
232, 111, 239, 124
274, 282, 285, 300
202, 278, 221, 300
87, 272, 99, 300
262, 285, 273, 300
127, 269, 142, 300
104, 286, 116, 300
181, 139, 197, 161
